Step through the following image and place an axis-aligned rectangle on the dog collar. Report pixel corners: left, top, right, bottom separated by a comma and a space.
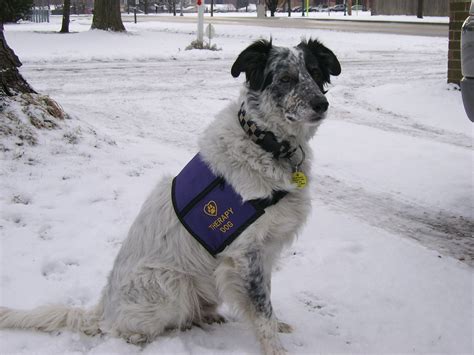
238, 103, 298, 159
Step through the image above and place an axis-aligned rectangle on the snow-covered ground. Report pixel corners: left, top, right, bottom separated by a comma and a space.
1, 15, 472, 354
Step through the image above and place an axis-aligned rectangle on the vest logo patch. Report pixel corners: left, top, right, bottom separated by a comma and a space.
208, 207, 235, 233
204, 200, 218, 217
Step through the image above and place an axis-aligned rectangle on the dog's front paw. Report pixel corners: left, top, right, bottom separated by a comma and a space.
277, 321, 293, 334
126, 333, 149, 345
262, 343, 287, 355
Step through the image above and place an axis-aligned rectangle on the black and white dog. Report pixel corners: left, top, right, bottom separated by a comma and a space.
0, 39, 340, 354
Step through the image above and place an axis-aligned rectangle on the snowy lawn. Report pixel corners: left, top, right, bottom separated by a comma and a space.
1, 15, 472, 354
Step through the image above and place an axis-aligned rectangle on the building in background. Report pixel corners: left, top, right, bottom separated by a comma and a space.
33, 0, 95, 14
371, 0, 448, 16
448, 0, 471, 84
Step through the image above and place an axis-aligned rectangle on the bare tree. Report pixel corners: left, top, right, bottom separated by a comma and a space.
417, 0, 423, 19
60, 0, 71, 33
266, 0, 278, 17
144, 0, 149, 14
91, 0, 125, 32
0, 23, 36, 96
1, 23, 65, 146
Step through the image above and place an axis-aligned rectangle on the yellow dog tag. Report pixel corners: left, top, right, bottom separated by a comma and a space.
292, 171, 307, 189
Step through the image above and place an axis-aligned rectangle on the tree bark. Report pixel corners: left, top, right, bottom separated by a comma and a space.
417, 0, 423, 19
60, 0, 71, 33
0, 23, 36, 96
266, 0, 277, 16
91, 0, 125, 32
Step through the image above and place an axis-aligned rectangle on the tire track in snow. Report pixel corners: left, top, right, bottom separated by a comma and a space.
331, 103, 471, 149
313, 174, 474, 266
331, 56, 471, 149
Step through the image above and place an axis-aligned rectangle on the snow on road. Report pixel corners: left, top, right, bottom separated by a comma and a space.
1, 16, 472, 354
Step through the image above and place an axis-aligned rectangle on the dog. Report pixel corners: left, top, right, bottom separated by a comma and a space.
0, 38, 340, 354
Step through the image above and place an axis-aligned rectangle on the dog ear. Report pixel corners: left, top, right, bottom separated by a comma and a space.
231, 39, 273, 91
298, 39, 341, 81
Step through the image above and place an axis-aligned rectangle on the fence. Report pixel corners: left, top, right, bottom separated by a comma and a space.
30, 8, 50, 23
372, 0, 448, 16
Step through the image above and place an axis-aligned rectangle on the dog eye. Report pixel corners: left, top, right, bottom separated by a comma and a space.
280, 75, 291, 83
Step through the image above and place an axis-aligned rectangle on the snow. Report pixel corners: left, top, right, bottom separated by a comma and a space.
1, 15, 472, 354
123, 11, 450, 24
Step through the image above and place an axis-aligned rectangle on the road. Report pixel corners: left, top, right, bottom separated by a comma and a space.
122, 14, 448, 37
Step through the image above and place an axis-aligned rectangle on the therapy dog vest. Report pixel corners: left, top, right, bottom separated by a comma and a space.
172, 154, 287, 256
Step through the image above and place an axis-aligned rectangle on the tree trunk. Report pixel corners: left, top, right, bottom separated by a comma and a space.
266, 0, 277, 16
60, 0, 71, 33
91, 0, 125, 32
417, 0, 423, 19
0, 23, 36, 96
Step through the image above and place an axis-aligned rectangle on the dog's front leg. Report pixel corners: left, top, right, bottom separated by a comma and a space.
217, 249, 286, 355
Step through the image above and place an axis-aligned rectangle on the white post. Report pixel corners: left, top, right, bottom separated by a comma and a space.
257, 0, 265, 18
197, 2, 204, 44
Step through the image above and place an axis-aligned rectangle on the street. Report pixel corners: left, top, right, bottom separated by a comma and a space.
121, 14, 448, 37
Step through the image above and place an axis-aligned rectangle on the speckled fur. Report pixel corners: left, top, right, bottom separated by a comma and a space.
0, 39, 340, 355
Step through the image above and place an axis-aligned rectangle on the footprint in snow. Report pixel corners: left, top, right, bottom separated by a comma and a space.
38, 225, 53, 240
41, 259, 80, 281
298, 292, 338, 318
11, 194, 32, 205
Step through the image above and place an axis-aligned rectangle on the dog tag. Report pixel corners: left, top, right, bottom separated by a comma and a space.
292, 171, 307, 189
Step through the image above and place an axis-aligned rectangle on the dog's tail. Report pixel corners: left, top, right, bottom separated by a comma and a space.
0, 304, 102, 335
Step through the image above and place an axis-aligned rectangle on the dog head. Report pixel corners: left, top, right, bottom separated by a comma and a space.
231, 39, 341, 127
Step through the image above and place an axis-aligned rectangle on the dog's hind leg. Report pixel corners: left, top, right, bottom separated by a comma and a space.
191, 280, 226, 327
106, 264, 201, 344
196, 301, 226, 326
216, 249, 286, 355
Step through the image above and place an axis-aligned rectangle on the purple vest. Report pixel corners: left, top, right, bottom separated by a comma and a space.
172, 154, 287, 256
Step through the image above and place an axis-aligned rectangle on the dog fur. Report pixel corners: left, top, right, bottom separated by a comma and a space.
0, 38, 340, 354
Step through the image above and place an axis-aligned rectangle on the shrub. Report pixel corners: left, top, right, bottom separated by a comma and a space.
0, 0, 34, 23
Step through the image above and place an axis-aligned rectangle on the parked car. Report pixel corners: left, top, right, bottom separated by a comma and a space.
329, 4, 346, 12
351, 4, 366, 11
182, 6, 197, 13
461, 0, 474, 121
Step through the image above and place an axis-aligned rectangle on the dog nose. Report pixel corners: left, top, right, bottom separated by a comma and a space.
311, 98, 329, 114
